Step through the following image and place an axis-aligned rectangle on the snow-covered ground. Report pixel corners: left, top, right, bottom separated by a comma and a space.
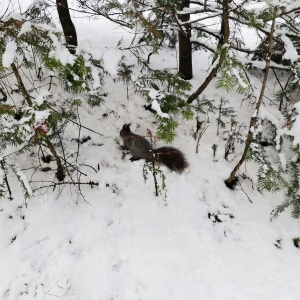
0, 1, 300, 299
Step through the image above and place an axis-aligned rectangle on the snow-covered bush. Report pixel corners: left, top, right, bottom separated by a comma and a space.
0, 12, 105, 199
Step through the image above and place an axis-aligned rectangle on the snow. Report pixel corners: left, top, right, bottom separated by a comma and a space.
76, 39, 102, 61
279, 153, 287, 171
281, 35, 298, 62
0, 168, 4, 185
0, 2, 300, 300
18, 21, 32, 36
35, 90, 51, 106
102, 47, 123, 76
151, 99, 170, 119
4, 13, 23, 21
48, 33, 75, 65
34, 110, 50, 121
2, 39, 17, 68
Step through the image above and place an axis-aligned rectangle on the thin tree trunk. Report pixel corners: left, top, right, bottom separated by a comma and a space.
11, 63, 33, 107
11, 62, 65, 181
56, 0, 77, 54
178, 1, 193, 80
44, 138, 65, 181
187, 0, 230, 104
225, 8, 278, 189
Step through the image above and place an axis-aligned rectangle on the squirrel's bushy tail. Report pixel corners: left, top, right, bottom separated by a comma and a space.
153, 147, 188, 174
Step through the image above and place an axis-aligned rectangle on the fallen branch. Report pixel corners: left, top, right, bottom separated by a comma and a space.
32, 180, 99, 192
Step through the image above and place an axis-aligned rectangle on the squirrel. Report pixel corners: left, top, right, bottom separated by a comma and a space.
120, 123, 188, 173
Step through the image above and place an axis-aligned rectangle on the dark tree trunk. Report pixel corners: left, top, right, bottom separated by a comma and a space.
56, 0, 77, 54
178, 1, 193, 80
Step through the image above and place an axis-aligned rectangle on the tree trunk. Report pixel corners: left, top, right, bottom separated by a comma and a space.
56, 0, 77, 54
178, 1, 193, 80
225, 7, 278, 189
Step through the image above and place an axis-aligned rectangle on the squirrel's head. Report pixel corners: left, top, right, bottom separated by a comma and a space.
120, 123, 132, 138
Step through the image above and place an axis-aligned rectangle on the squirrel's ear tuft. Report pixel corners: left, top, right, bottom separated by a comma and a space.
121, 123, 131, 132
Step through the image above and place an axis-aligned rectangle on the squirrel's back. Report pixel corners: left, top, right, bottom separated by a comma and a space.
120, 124, 188, 173
120, 123, 152, 159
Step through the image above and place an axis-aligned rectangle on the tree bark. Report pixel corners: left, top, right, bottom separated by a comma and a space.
177, 1, 193, 80
56, 0, 78, 54
225, 7, 278, 189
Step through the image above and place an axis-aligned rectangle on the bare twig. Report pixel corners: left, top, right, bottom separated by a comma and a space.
237, 178, 253, 203
1, 160, 12, 200
147, 129, 159, 197
196, 122, 209, 154
32, 180, 99, 192
75, 104, 81, 164
49, 106, 103, 136
80, 163, 98, 173
272, 68, 290, 111
279, 66, 295, 111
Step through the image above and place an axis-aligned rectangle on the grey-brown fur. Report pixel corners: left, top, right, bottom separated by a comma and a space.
120, 124, 188, 173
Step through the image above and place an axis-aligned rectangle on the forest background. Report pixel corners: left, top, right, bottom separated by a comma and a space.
0, 0, 300, 299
